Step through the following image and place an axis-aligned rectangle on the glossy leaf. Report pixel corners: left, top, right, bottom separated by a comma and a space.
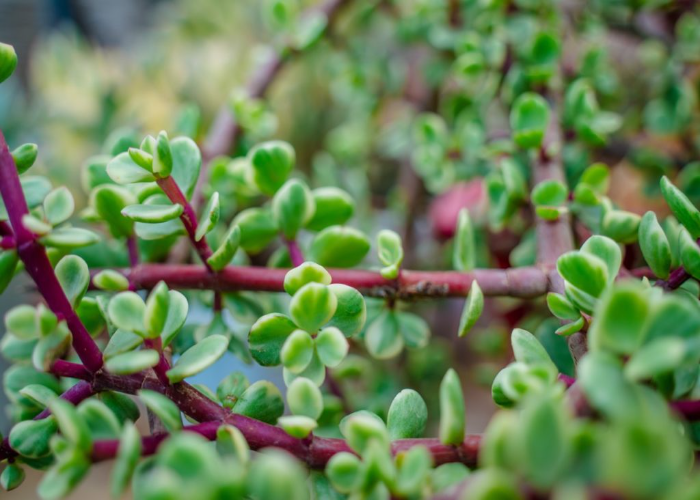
110, 421, 142, 498
510, 92, 550, 149
289, 283, 337, 332
377, 229, 403, 279
588, 284, 649, 354
207, 224, 240, 271
458, 281, 483, 337
284, 262, 332, 296
107, 152, 156, 184
121, 203, 183, 223
93, 270, 129, 291
309, 226, 370, 268
439, 369, 466, 446
365, 310, 403, 359
249, 313, 297, 366
557, 251, 608, 297
453, 208, 476, 271
280, 329, 314, 373
287, 377, 323, 419
387, 389, 428, 440
0, 42, 18, 83
166, 334, 228, 383
325, 284, 366, 337
9, 418, 57, 458
661, 176, 700, 238
44, 187, 75, 226
315, 327, 348, 367
272, 179, 315, 240
41, 227, 99, 249
195, 192, 220, 241
138, 390, 182, 432
639, 211, 672, 280
105, 349, 159, 375
11, 143, 38, 174
108, 292, 145, 335
49, 398, 92, 452
306, 187, 354, 231
55, 255, 90, 308
248, 140, 295, 195
232, 381, 284, 424
233, 208, 278, 254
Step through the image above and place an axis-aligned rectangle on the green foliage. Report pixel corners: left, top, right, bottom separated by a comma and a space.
0, 42, 17, 83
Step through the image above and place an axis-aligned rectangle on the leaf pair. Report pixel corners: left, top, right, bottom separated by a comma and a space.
364, 309, 430, 359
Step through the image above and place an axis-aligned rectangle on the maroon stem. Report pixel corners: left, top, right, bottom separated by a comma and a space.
106, 264, 551, 299
0, 131, 104, 373
558, 373, 576, 388
0, 235, 14, 249
144, 337, 172, 387
286, 239, 304, 267
156, 175, 213, 271
0, 220, 12, 236
51, 359, 93, 380
657, 265, 692, 290
127, 235, 140, 268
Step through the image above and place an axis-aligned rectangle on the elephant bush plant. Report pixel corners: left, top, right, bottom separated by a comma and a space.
2, 0, 700, 498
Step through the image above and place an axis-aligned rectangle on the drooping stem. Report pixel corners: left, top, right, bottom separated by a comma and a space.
107, 264, 551, 299
156, 175, 214, 271
0, 130, 104, 373
286, 239, 304, 267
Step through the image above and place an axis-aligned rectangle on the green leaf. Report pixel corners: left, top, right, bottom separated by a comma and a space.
196, 192, 220, 241
679, 228, 700, 280
458, 281, 483, 337
532, 180, 568, 207
233, 208, 278, 254
93, 270, 129, 291
305, 187, 354, 231
42, 227, 99, 249
511, 328, 557, 372
510, 92, 550, 149
557, 251, 608, 297
396, 311, 430, 349
44, 187, 75, 226
639, 211, 672, 280
518, 396, 568, 488
77, 399, 120, 440
153, 131, 173, 177
128, 147, 153, 171
90, 185, 136, 238
284, 262, 332, 296
216, 424, 250, 464
0, 250, 18, 294
99, 391, 140, 424
5, 304, 39, 339
326, 452, 362, 493
377, 229, 403, 279
0, 42, 18, 83
602, 210, 641, 244
55, 255, 90, 308
166, 334, 228, 383
217, 371, 250, 409
107, 152, 156, 184
431, 463, 470, 493
49, 398, 92, 453
23, 214, 52, 235
580, 235, 621, 284
232, 381, 284, 424
110, 421, 142, 499
1, 463, 25, 491
287, 377, 323, 419
247, 449, 309, 500
453, 208, 476, 271
37, 446, 90, 500
387, 389, 428, 440
661, 176, 700, 238
207, 224, 241, 271
11, 143, 38, 174
121, 203, 183, 223
105, 349, 159, 375
108, 292, 145, 335
272, 179, 315, 240
19, 384, 58, 408
315, 327, 348, 367
170, 137, 202, 200
326, 284, 366, 337
103, 329, 143, 359
365, 310, 403, 359
160, 290, 189, 348
280, 329, 314, 373
33, 326, 71, 371
625, 337, 688, 381
278, 415, 318, 438
140, 283, 168, 341
248, 140, 295, 195
439, 369, 465, 446
283, 349, 326, 387
340, 412, 389, 454
588, 283, 650, 354
9, 418, 57, 458
309, 226, 370, 268
546, 292, 580, 321
396, 445, 433, 497
138, 390, 182, 432
289, 283, 337, 332
555, 316, 585, 336
249, 313, 297, 366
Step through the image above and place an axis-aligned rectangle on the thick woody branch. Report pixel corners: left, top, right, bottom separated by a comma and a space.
103, 264, 551, 299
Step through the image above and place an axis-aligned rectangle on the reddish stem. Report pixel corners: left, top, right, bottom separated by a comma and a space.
107, 264, 550, 299
0, 131, 104, 373
657, 265, 691, 291
286, 239, 304, 267
0, 220, 12, 236
0, 235, 15, 249
156, 175, 213, 271
127, 235, 140, 268
51, 359, 93, 380
144, 337, 172, 387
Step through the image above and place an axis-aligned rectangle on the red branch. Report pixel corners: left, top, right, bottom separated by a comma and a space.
101, 264, 551, 298
0, 131, 104, 373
